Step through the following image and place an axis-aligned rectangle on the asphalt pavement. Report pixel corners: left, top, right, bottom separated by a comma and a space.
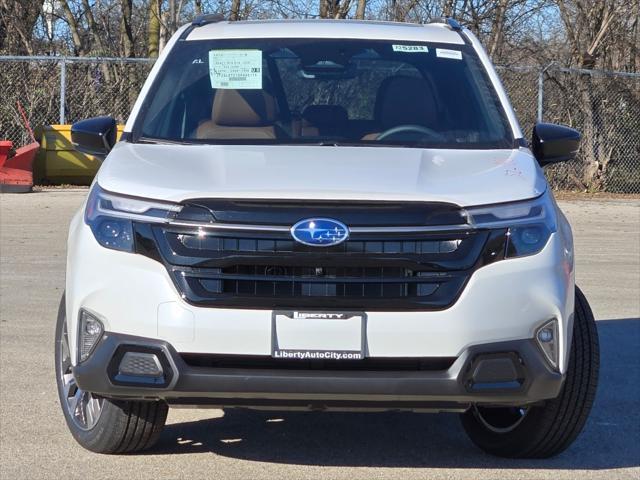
1, 190, 638, 479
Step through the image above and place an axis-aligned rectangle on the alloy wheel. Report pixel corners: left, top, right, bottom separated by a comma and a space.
58, 321, 103, 430
473, 405, 529, 434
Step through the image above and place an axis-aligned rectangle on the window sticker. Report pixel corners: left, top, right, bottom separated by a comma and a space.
209, 49, 263, 89
392, 44, 429, 53
436, 48, 463, 60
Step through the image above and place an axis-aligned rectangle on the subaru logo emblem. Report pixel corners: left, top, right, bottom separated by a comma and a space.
291, 218, 350, 247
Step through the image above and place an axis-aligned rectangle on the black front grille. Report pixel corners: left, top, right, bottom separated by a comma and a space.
176, 233, 463, 256
173, 199, 467, 227
133, 201, 507, 310
211, 265, 442, 298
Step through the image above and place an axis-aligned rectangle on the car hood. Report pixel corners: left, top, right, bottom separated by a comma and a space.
97, 143, 546, 207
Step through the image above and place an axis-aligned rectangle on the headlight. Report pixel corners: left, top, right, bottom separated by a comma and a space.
85, 184, 181, 252
465, 190, 557, 258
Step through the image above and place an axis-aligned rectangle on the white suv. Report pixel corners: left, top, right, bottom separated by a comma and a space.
57, 16, 599, 458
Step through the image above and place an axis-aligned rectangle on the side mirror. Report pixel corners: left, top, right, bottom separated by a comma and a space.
531, 123, 581, 167
71, 116, 117, 159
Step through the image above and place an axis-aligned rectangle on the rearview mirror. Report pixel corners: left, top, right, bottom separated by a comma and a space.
299, 61, 357, 80
531, 123, 581, 167
71, 116, 117, 159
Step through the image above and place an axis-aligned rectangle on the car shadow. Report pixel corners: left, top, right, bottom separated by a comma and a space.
148, 317, 639, 469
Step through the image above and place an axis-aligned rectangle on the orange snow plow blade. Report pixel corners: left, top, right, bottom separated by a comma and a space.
0, 141, 39, 193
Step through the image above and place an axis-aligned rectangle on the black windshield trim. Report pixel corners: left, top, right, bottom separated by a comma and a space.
132, 135, 514, 150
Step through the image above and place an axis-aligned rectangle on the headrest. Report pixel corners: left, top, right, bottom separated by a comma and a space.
374, 76, 438, 129
302, 105, 348, 127
212, 89, 276, 127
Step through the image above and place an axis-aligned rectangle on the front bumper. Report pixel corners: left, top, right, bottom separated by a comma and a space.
73, 331, 564, 411
66, 211, 575, 373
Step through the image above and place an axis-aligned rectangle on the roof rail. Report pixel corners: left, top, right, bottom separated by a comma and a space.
192, 13, 225, 27
429, 17, 462, 31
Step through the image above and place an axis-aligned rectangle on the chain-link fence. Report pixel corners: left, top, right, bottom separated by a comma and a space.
0, 56, 153, 146
500, 65, 640, 193
1, 56, 639, 193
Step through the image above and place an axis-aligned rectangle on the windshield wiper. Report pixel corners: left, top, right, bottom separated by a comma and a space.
136, 137, 417, 148
296, 141, 408, 148
137, 136, 193, 145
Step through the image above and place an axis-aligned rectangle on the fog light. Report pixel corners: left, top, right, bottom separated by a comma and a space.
78, 309, 104, 362
521, 227, 542, 245
536, 319, 559, 370
538, 327, 553, 343
118, 352, 163, 377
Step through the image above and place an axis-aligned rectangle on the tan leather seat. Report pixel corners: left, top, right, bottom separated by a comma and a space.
195, 89, 277, 139
362, 76, 439, 140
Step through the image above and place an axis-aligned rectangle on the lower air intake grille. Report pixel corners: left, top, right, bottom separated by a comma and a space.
180, 353, 457, 371
196, 266, 442, 298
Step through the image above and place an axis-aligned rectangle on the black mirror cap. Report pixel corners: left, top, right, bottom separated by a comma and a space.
532, 123, 581, 167
71, 116, 117, 158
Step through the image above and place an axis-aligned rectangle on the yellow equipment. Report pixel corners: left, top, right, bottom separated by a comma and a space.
34, 124, 124, 185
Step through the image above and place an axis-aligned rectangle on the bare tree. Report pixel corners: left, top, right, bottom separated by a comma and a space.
81, 0, 110, 55
486, 0, 510, 58
319, 0, 354, 19
0, 0, 44, 55
230, 0, 242, 20
555, 0, 632, 70
60, 0, 87, 55
1, 0, 638, 72
550, 0, 637, 189
120, 0, 134, 57
158, 0, 189, 51
148, 0, 161, 57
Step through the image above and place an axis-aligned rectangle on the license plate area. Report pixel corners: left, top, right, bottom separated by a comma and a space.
271, 310, 366, 360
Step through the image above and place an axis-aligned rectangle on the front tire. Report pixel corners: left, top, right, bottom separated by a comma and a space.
55, 295, 168, 453
460, 286, 599, 458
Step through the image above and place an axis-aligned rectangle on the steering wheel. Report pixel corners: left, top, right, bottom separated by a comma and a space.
376, 124, 445, 142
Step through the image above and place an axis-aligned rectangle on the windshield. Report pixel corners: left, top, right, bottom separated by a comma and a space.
135, 38, 514, 149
